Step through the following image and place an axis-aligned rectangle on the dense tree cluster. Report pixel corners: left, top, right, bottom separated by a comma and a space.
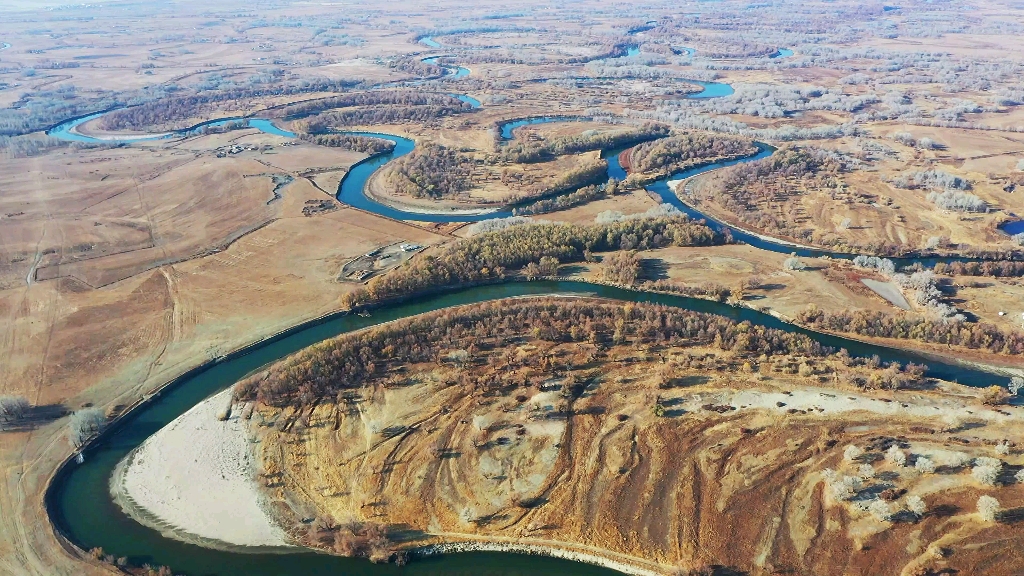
235, 298, 830, 407
382, 143, 474, 199
645, 279, 731, 302
697, 147, 845, 242
97, 79, 361, 131
0, 86, 121, 137
299, 102, 470, 131
510, 158, 609, 204
342, 217, 722, 307
689, 40, 779, 59
602, 251, 642, 284
512, 184, 605, 215
384, 56, 445, 77
493, 124, 669, 164
796, 307, 1024, 355
933, 260, 1024, 278
278, 91, 467, 120
298, 133, 396, 154
925, 190, 988, 213
626, 132, 755, 179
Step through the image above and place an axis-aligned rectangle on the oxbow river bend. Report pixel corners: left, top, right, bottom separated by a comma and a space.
51, 280, 1010, 576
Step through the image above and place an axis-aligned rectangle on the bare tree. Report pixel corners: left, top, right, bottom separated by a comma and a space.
0, 395, 31, 427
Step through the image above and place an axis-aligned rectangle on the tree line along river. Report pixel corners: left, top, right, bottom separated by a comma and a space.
50, 280, 1011, 576
43, 39, 1016, 576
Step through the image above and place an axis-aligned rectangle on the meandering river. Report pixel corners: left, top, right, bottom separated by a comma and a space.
50, 280, 1010, 576
43, 36, 1017, 576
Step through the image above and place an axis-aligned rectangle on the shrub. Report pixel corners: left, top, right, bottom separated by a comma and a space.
915, 456, 935, 474
906, 495, 926, 517
783, 257, 805, 271
886, 445, 907, 467
977, 495, 1000, 522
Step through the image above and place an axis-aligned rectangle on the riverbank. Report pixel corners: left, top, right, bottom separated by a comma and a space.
110, 388, 290, 549
420, 539, 665, 576
364, 169, 504, 216
668, 179, 823, 251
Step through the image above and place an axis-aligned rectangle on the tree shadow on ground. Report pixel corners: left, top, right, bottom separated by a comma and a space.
998, 507, 1024, 524
640, 258, 669, 281
0, 404, 67, 433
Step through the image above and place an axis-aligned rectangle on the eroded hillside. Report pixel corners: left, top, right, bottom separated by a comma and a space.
240, 298, 1024, 575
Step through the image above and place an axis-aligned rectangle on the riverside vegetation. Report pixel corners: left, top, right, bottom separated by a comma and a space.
341, 217, 723, 308
237, 297, 1024, 576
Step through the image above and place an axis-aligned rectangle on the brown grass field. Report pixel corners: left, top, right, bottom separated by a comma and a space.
2, 0, 1024, 573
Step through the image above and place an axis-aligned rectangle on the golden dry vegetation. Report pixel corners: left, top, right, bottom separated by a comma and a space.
253, 298, 1024, 576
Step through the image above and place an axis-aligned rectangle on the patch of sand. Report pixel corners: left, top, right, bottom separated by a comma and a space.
861, 278, 911, 310
111, 389, 288, 548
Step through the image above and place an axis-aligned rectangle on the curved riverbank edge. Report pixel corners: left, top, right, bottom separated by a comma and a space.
418, 540, 663, 576
363, 168, 504, 216
666, 179, 822, 251
109, 388, 291, 552
44, 277, 1020, 575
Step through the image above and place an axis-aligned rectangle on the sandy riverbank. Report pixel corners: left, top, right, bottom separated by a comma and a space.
110, 388, 290, 549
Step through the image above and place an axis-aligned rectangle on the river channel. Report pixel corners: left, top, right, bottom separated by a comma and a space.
50, 280, 1010, 576
44, 37, 1017, 576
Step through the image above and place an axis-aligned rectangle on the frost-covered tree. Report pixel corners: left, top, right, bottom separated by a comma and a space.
852, 255, 895, 276
67, 408, 105, 448
926, 190, 988, 213
995, 441, 1011, 456
844, 445, 863, 462
784, 257, 806, 271
886, 444, 907, 467
893, 131, 916, 146
906, 495, 926, 517
972, 457, 1002, 486
869, 499, 893, 521
829, 475, 863, 501
946, 451, 971, 468
858, 463, 876, 479
1010, 376, 1024, 396
977, 495, 1000, 522
914, 456, 935, 474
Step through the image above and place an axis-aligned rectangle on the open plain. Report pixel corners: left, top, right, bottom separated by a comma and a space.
2, 0, 1024, 575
